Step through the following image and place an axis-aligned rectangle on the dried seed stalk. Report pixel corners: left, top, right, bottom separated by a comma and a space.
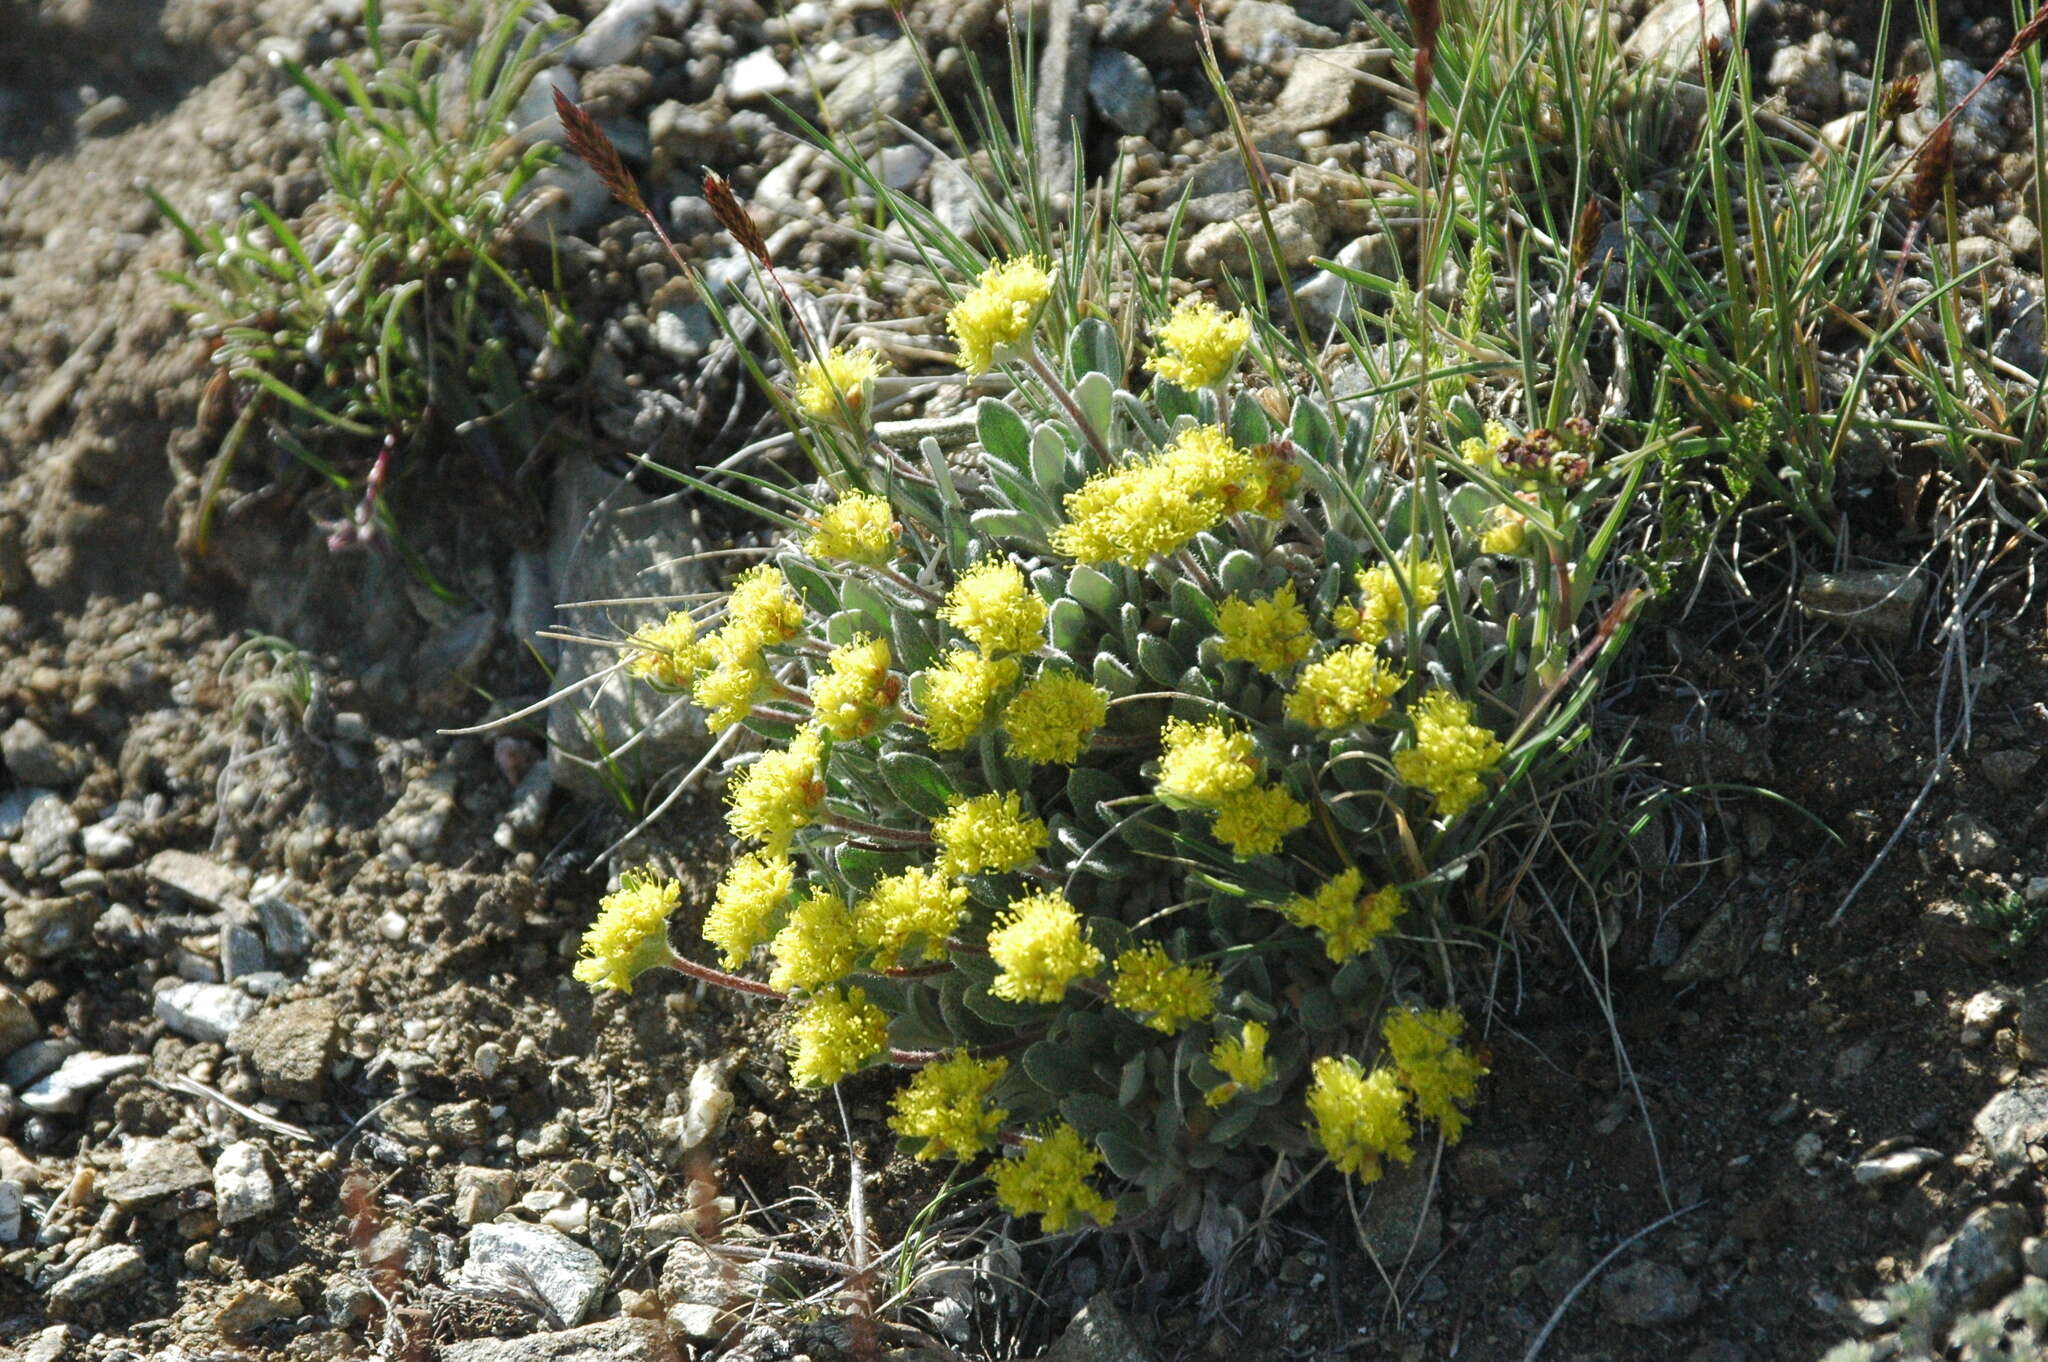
552, 87, 646, 218
703, 169, 772, 268
1407, 0, 1442, 126
1906, 121, 1953, 222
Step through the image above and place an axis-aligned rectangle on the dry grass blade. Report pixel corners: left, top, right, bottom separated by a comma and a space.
704, 169, 773, 267
1906, 120, 1953, 222
552, 86, 646, 216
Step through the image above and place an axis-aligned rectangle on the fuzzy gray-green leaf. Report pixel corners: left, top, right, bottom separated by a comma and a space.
878, 751, 956, 819
977, 396, 1030, 471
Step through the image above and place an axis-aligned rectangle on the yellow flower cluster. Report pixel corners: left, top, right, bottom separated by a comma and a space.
941, 559, 1046, 656
933, 791, 1047, 879
1479, 495, 1535, 555
1208, 783, 1308, 857
888, 1053, 1009, 1161
1382, 1007, 1486, 1143
572, 869, 681, 994
987, 892, 1103, 1002
990, 1121, 1117, 1230
1336, 560, 1447, 644
1305, 1057, 1413, 1182
1052, 426, 1279, 568
1284, 643, 1401, 730
947, 256, 1053, 373
1279, 868, 1403, 961
1109, 943, 1219, 1034
624, 610, 710, 690
769, 888, 857, 992
726, 729, 825, 856
1155, 717, 1258, 805
1217, 583, 1311, 674
810, 635, 896, 740
1001, 669, 1108, 764
918, 649, 1019, 749
1392, 688, 1505, 817
1458, 420, 1515, 475
1148, 297, 1251, 389
703, 851, 794, 967
855, 864, 967, 967
807, 492, 898, 566
787, 985, 888, 1087
693, 565, 807, 731
1205, 1020, 1273, 1107
794, 344, 885, 425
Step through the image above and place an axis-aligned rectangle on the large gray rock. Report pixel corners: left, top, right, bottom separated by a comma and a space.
1, 719, 86, 788
1915, 1203, 2028, 1333
437, 1318, 683, 1362
822, 36, 926, 130
1088, 49, 1158, 136
1899, 59, 2014, 167
1624, 0, 1746, 76
230, 998, 340, 1103
105, 1137, 210, 1208
456, 1222, 608, 1329
4, 890, 98, 958
565, 0, 657, 69
9, 794, 79, 879
1033, 0, 1091, 196
543, 459, 717, 801
1261, 42, 1386, 135
1041, 1291, 1160, 1362
49, 1244, 146, 1313
1976, 1084, 2048, 1169
1599, 1259, 1700, 1326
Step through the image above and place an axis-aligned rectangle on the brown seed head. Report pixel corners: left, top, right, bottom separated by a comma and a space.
552, 87, 646, 216
1906, 121, 1954, 221
703, 170, 771, 267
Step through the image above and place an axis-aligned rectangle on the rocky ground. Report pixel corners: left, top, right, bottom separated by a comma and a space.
3, 0, 2048, 1359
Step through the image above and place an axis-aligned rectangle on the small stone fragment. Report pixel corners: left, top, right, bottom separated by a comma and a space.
457, 1222, 608, 1329
1, 719, 85, 788
10, 795, 80, 879
214, 1141, 278, 1226
437, 1318, 684, 1362
49, 1244, 145, 1313
20, 1051, 146, 1114
213, 1280, 302, 1338
1797, 567, 1924, 638
1854, 1148, 1942, 1185
1599, 1259, 1701, 1327
1976, 1084, 2048, 1170
254, 885, 313, 958
230, 998, 341, 1102
455, 1166, 521, 1225
106, 1138, 210, 1208
146, 849, 251, 913
154, 980, 261, 1043
0, 984, 36, 1057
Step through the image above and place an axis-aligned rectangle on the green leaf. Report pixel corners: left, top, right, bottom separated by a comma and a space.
1067, 317, 1123, 380
1229, 392, 1273, 448
1207, 1099, 1260, 1145
824, 609, 869, 646
1135, 632, 1179, 685
978, 396, 1030, 471
878, 751, 956, 819
1065, 767, 1124, 824
1217, 549, 1262, 596
1118, 1054, 1148, 1107
1024, 1041, 1102, 1095
1154, 380, 1201, 424
1092, 651, 1137, 697
1031, 423, 1071, 494
1065, 564, 1120, 617
1169, 578, 1216, 627
1096, 1131, 1154, 1180
969, 507, 1043, 545
781, 558, 841, 615
1062, 1091, 1146, 1145
1289, 396, 1336, 460
839, 578, 894, 636
1074, 370, 1114, 444
1048, 596, 1090, 652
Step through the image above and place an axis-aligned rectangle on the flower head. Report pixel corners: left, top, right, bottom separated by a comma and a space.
855, 864, 968, 967
941, 559, 1046, 656
768, 887, 858, 992
726, 729, 826, 855
1336, 560, 1447, 645
573, 869, 682, 993
807, 492, 898, 566
786, 985, 888, 1087
987, 891, 1103, 1002
1278, 869, 1403, 961
1478, 495, 1535, 555
1218, 583, 1312, 674
794, 345, 885, 425
1382, 1007, 1487, 1143
1156, 717, 1259, 807
702, 852, 794, 967
1208, 783, 1309, 857
947, 257, 1054, 373
1109, 943, 1220, 1034
1205, 1020, 1274, 1106
1457, 421, 1515, 476
990, 1121, 1117, 1230
1284, 643, 1402, 730
1052, 426, 1267, 568
693, 641, 772, 733
1002, 670, 1108, 764
933, 791, 1048, 879
1149, 297, 1251, 389
1305, 1056, 1414, 1182
917, 649, 1020, 750
721, 565, 806, 655
889, 1053, 1009, 1161
625, 611, 711, 690
810, 636, 898, 740
1392, 688, 1505, 817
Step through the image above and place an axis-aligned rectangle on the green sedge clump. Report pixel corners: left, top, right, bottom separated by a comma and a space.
578, 272, 1644, 1236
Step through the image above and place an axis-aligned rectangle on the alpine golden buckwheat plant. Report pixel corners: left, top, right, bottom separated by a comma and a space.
574, 254, 1648, 1236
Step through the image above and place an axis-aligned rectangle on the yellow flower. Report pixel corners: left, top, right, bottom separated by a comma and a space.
990, 1121, 1117, 1231
933, 791, 1047, 879
725, 729, 825, 855
722, 565, 807, 654
855, 864, 968, 967
1284, 644, 1402, 730
794, 344, 885, 425
1205, 1020, 1273, 1106
1392, 688, 1505, 817
625, 611, 711, 690
810, 635, 897, 740
1278, 869, 1403, 961
1208, 783, 1308, 857
986, 891, 1103, 1002
572, 868, 681, 994
1338, 560, 1447, 644
1217, 583, 1311, 674
768, 887, 858, 992
940, 559, 1047, 656
702, 852, 794, 967
1478, 497, 1533, 555
1305, 1056, 1414, 1182
1001, 670, 1108, 764
946, 256, 1054, 373
888, 1053, 1009, 1161
1382, 1007, 1487, 1144
917, 649, 1020, 750
807, 492, 899, 566
1052, 425, 1268, 568
1155, 717, 1259, 807
1457, 420, 1515, 476
786, 985, 888, 1087
1149, 297, 1251, 389
1109, 943, 1219, 1034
